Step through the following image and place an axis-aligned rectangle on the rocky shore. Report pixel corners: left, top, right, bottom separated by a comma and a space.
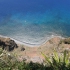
0, 37, 18, 51
0, 36, 70, 63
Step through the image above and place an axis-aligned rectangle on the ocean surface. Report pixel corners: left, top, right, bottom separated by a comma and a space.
0, 0, 70, 45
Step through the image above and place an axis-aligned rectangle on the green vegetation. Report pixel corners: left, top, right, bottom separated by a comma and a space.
41, 50, 70, 70
0, 48, 70, 70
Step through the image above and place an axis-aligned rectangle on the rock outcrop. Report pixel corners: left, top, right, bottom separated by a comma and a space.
59, 37, 70, 44
0, 37, 18, 51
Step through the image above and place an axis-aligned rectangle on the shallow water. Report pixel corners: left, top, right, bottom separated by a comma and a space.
0, 0, 70, 45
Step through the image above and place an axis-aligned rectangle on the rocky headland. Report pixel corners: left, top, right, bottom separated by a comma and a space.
0, 37, 18, 51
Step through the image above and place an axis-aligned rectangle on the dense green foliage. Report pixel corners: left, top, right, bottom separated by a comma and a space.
0, 48, 70, 70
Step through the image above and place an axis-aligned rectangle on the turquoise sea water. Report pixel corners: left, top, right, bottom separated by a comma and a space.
0, 0, 70, 45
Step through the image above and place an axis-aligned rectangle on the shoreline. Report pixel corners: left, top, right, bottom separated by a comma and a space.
0, 34, 70, 63
0, 34, 64, 47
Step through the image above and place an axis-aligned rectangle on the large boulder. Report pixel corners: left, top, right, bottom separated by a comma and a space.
0, 37, 18, 51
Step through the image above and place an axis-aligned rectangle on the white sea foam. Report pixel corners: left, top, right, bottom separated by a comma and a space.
0, 33, 63, 47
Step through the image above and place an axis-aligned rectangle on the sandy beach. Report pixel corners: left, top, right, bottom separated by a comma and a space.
3, 36, 68, 63
0, 34, 63, 47
0, 34, 70, 63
